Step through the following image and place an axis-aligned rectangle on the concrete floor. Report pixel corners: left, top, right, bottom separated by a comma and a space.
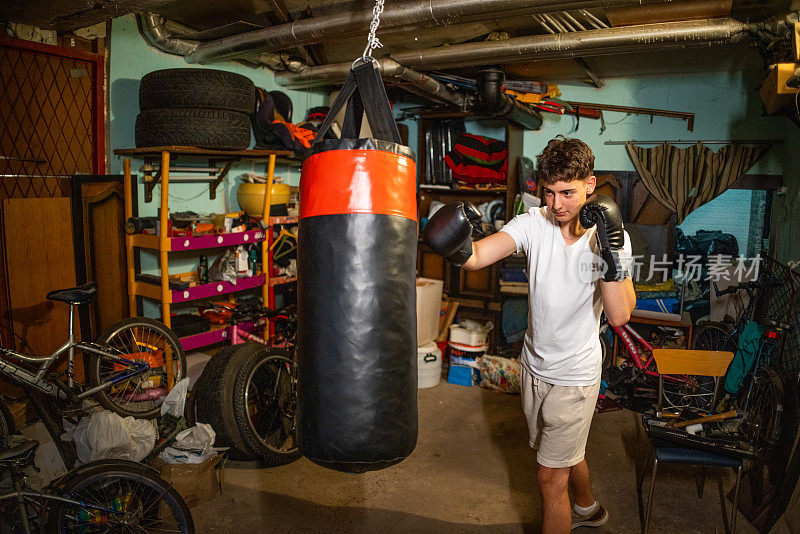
192, 382, 756, 533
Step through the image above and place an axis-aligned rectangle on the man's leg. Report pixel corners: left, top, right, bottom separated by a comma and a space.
538, 464, 572, 534
569, 459, 595, 508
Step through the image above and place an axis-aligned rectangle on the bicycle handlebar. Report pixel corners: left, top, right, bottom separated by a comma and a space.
712, 279, 778, 298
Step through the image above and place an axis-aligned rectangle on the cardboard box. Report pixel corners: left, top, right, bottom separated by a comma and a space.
416, 278, 443, 346
153, 455, 221, 508
760, 63, 800, 114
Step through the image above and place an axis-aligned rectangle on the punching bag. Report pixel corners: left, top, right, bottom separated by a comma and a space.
297, 61, 418, 473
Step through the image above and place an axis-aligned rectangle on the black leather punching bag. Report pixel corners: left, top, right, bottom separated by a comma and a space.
297, 61, 418, 473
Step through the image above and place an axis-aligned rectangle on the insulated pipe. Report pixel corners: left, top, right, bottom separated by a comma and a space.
476, 69, 544, 130
276, 17, 748, 87
184, 0, 670, 63
140, 12, 199, 56
139, 13, 303, 71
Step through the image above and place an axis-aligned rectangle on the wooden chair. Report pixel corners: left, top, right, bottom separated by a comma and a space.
639, 348, 742, 534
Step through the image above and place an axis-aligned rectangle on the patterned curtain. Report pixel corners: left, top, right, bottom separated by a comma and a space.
624, 141, 771, 223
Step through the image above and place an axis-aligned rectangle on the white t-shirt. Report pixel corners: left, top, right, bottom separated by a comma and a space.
501, 206, 632, 386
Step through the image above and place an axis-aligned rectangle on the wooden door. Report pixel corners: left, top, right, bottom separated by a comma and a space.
74, 179, 127, 336
2, 198, 78, 359
0, 36, 104, 358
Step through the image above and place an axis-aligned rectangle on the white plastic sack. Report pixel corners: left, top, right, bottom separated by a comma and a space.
159, 423, 218, 464
161, 377, 190, 417
65, 410, 156, 463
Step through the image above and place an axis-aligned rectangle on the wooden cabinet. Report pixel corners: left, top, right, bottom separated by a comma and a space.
416, 118, 525, 352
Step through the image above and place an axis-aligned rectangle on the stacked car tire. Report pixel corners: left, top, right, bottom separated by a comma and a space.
136, 68, 255, 150
188, 343, 301, 466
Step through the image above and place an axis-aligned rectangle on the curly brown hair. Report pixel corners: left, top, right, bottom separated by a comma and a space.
536, 136, 594, 184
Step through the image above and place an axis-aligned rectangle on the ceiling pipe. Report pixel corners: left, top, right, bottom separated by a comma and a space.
140, 12, 199, 56
477, 69, 544, 130
184, 0, 671, 64
276, 17, 749, 87
139, 13, 305, 71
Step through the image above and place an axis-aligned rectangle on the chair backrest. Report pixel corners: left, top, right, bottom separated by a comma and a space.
652, 349, 734, 377
653, 349, 735, 413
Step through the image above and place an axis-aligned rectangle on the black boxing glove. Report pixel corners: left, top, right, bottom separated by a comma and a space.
579, 194, 628, 282
422, 202, 482, 266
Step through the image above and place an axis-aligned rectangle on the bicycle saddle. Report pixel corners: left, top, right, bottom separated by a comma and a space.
0, 439, 38, 465
46, 282, 98, 304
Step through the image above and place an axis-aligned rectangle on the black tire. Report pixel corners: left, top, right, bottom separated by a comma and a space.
692, 322, 738, 352
599, 325, 613, 369
135, 108, 251, 150
740, 367, 783, 455
91, 317, 187, 419
44, 459, 193, 533
0, 395, 15, 451
193, 346, 256, 460
231, 343, 300, 466
139, 68, 255, 113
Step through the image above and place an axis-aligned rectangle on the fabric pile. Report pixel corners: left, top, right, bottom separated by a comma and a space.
444, 133, 508, 185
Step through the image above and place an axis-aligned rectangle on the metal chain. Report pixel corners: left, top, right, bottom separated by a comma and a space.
360, 0, 385, 63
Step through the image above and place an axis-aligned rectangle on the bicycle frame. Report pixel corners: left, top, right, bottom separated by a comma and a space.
229, 314, 294, 349
0, 342, 148, 402
608, 322, 691, 386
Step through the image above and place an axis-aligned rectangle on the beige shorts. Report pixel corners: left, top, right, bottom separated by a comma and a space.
521, 366, 600, 469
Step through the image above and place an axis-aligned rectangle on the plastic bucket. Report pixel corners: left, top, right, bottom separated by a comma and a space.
417, 342, 442, 389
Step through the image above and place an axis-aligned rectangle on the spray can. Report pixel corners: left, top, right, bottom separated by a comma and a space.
198, 255, 208, 285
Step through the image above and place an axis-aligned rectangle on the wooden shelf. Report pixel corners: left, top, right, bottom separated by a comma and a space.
269, 275, 297, 287
419, 185, 507, 195
268, 216, 298, 225
114, 147, 293, 158
133, 274, 266, 304
179, 321, 255, 352
128, 229, 266, 251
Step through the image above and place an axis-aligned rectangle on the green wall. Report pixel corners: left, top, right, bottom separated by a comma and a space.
107, 14, 325, 314
401, 67, 796, 261
108, 14, 324, 216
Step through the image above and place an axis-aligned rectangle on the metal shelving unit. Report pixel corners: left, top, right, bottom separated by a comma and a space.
116, 146, 296, 350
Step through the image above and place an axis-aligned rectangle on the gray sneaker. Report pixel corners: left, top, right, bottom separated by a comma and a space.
572, 504, 608, 529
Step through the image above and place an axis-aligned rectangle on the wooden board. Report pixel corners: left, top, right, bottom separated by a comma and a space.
3, 197, 82, 379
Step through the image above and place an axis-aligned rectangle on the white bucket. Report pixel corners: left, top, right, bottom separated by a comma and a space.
417, 342, 442, 389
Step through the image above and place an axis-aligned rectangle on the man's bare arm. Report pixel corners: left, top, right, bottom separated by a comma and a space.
462, 232, 518, 271
601, 277, 636, 326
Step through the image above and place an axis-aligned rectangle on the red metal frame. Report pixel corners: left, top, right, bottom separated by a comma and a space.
611, 323, 690, 384
0, 36, 106, 174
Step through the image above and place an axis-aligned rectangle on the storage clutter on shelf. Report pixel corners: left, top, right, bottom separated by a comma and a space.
116, 147, 300, 352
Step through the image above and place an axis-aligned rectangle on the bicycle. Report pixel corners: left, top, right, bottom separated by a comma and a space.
692, 279, 789, 455
191, 299, 299, 466
0, 282, 187, 420
600, 316, 717, 413
0, 438, 193, 533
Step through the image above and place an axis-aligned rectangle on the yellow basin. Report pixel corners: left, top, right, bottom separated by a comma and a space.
237, 181, 291, 217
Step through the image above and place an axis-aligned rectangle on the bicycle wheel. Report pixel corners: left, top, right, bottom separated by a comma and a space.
661, 374, 718, 413
44, 459, 193, 533
91, 317, 187, 418
740, 367, 783, 455
692, 322, 738, 353
0, 395, 15, 452
231, 343, 300, 466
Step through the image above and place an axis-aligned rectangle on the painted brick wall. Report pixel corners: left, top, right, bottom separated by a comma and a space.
678, 189, 754, 257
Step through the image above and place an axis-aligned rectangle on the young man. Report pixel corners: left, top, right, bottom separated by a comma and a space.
423, 137, 636, 533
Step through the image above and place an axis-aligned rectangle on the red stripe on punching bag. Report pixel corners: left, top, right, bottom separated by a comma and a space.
300, 149, 417, 221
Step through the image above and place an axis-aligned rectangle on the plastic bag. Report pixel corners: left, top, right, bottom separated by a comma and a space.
64, 410, 156, 463
209, 248, 237, 283
477, 355, 521, 394
159, 423, 219, 464
161, 377, 190, 417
